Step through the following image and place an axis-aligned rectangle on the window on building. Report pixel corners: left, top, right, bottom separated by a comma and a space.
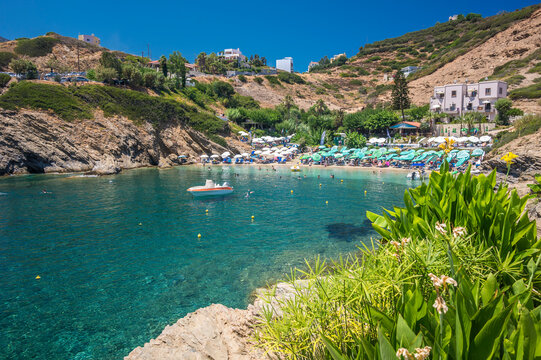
450, 104, 456, 110
451, 90, 457, 97
467, 103, 472, 110
485, 88, 491, 96
499, 87, 503, 95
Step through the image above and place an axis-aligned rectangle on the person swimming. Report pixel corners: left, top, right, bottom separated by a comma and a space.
330, 174, 335, 179
245, 190, 254, 198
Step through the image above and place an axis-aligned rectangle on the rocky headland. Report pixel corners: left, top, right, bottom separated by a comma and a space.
0, 109, 248, 176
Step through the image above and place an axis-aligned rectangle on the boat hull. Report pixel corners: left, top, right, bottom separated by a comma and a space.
187, 187, 233, 197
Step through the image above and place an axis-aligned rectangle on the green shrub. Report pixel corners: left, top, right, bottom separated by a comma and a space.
253, 77, 263, 85
277, 72, 305, 84
237, 74, 247, 82
207, 134, 227, 147
339, 72, 356, 78
509, 83, 541, 99
505, 74, 525, 85
14, 37, 59, 57
348, 79, 363, 86
527, 62, 541, 74
211, 80, 235, 98
95, 66, 118, 84
0, 52, 17, 69
493, 114, 541, 149
264, 75, 281, 86
0, 82, 92, 121
0, 73, 11, 88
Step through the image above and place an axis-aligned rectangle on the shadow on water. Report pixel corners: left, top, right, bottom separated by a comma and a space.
326, 219, 374, 242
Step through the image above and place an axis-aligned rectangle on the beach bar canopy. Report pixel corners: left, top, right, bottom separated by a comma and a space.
389, 121, 421, 130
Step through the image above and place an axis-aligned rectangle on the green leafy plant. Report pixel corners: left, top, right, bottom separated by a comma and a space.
528, 174, 541, 196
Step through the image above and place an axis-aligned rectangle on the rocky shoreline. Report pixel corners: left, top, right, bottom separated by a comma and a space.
0, 109, 248, 176
124, 281, 305, 360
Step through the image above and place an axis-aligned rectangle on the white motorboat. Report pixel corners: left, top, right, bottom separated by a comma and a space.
187, 180, 233, 197
291, 165, 301, 172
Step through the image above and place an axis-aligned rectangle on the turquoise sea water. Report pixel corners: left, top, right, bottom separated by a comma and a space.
0, 165, 416, 359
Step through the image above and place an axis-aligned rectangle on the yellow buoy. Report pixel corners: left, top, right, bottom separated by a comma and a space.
197, 233, 202, 239
326, 200, 329, 205
251, 215, 255, 220
364, 190, 367, 195
341, 179, 343, 183
35, 275, 41, 280
291, 190, 293, 194
138, 223, 142, 226
205, 209, 209, 213
382, 182, 384, 184
319, 183, 322, 187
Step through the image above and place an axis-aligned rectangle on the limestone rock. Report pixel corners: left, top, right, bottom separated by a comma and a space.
0, 109, 250, 175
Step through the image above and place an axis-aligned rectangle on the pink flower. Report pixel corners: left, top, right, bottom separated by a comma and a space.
396, 348, 414, 360
414, 346, 432, 360
433, 295, 448, 314
435, 222, 447, 235
452, 226, 467, 237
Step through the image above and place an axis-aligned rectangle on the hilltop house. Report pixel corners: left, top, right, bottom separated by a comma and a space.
449, 15, 458, 21
330, 53, 346, 62
78, 34, 100, 46
429, 80, 508, 121
276, 57, 293, 73
218, 48, 247, 65
308, 61, 319, 72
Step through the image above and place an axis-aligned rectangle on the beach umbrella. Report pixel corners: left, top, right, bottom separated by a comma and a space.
471, 149, 484, 157
221, 152, 231, 158
254, 150, 262, 154
200, 154, 209, 158
468, 136, 480, 143
241, 153, 249, 157
434, 137, 446, 143
312, 154, 322, 162
318, 145, 326, 149
233, 154, 243, 158
210, 154, 220, 158
479, 135, 491, 142
334, 153, 344, 159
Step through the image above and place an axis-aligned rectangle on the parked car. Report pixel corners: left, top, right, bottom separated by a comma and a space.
74, 76, 89, 82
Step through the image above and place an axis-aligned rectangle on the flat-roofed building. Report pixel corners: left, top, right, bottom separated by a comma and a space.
78, 33, 100, 46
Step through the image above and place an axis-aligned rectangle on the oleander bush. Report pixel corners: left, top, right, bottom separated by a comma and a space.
265, 75, 281, 86
256, 163, 540, 359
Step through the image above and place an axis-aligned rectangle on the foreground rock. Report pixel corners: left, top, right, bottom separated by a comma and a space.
0, 109, 248, 175
125, 281, 307, 360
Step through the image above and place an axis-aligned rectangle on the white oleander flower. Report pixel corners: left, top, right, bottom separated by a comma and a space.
414, 346, 432, 360
390, 240, 401, 250
433, 295, 448, 314
435, 222, 447, 235
401, 237, 411, 245
396, 348, 414, 360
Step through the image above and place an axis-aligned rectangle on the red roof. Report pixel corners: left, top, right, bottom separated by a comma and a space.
148, 60, 160, 65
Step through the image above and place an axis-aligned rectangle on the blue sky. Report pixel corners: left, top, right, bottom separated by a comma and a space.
1, 0, 539, 71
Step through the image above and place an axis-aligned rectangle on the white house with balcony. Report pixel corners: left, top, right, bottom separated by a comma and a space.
218, 48, 247, 64
429, 80, 508, 121
276, 57, 293, 73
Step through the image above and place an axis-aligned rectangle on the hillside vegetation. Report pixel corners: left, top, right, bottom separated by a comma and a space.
0, 82, 229, 144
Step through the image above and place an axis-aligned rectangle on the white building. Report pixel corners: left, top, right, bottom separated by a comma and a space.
78, 33, 100, 46
429, 80, 508, 121
276, 57, 293, 73
218, 48, 247, 63
449, 14, 458, 21
330, 53, 346, 63
307, 61, 318, 72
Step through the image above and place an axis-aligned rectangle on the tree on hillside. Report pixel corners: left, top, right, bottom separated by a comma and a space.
281, 95, 295, 115
99, 52, 122, 77
391, 70, 410, 120
313, 99, 329, 116
159, 55, 168, 78
169, 51, 187, 88
196, 52, 207, 72
9, 58, 37, 79
45, 56, 59, 73
495, 98, 513, 125
212, 81, 235, 99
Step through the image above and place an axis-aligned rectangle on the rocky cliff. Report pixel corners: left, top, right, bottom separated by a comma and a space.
0, 109, 248, 175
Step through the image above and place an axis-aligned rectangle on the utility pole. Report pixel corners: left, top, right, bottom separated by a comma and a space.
77, 41, 80, 73
147, 44, 150, 61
